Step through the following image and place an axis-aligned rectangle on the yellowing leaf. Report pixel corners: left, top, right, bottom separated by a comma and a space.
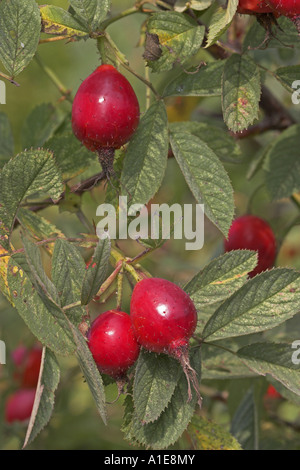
188, 415, 242, 450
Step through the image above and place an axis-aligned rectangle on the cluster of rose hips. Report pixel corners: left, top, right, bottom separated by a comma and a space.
87, 277, 201, 403
4, 344, 42, 424
72, 64, 278, 402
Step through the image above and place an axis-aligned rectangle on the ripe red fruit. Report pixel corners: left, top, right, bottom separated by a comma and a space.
266, 0, 300, 18
130, 278, 201, 405
72, 64, 140, 175
87, 310, 140, 378
265, 384, 282, 399
5, 389, 36, 424
12, 344, 42, 388
224, 215, 276, 278
237, 0, 274, 14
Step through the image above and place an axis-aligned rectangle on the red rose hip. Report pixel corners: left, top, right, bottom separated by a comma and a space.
72, 64, 140, 175
130, 278, 201, 405
237, 0, 274, 14
87, 310, 140, 378
5, 389, 36, 424
224, 215, 276, 277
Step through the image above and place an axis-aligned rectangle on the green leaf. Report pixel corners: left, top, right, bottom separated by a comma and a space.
230, 387, 259, 450
264, 124, 300, 201
222, 54, 261, 133
237, 342, 300, 396
81, 235, 111, 305
121, 100, 168, 211
201, 344, 257, 380
274, 66, 300, 93
169, 131, 234, 237
21, 104, 66, 150
133, 350, 181, 424
0, 0, 41, 77
69, 0, 111, 31
52, 239, 86, 326
205, 0, 238, 48
162, 60, 226, 98
188, 415, 242, 450
184, 250, 258, 310
202, 268, 300, 342
68, 321, 107, 424
123, 348, 201, 449
22, 236, 60, 307
0, 149, 63, 250
0, 112, 14, 166
17, 208, 64, 253
39, 5, 89, 37
146, 12, 205, 72
23, 348, 60, 448
169, 121, 242, 163
7, 255, 75, 355
243, 17, 300, 52
46, 132, 98, 181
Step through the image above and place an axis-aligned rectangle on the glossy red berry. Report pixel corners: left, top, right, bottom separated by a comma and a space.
12, 344, 42, 388
266, 0, 300, 18
224, 215, 276, 278
5, 389, 36, 424
237, 0, 274, 14
72, 64, 140, 175
130, 278, 201, 404
87, 310, 140, 378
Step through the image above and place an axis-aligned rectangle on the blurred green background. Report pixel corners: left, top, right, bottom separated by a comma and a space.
0, 0, 300, 450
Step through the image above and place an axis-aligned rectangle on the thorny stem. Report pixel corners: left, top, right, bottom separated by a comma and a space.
116, 266, 125, 310
100, 4, 150, 30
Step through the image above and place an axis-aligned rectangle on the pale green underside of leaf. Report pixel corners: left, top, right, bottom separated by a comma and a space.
121, 100, 168, 212
203, 268, 300, 342
0, 0, 41, 77
169, 131, 234, 237
222, 53, 261, 133
205, 0, 238, 48
237, 343, 300, 396
274, 66, 300, 93
23, 348, 60, 448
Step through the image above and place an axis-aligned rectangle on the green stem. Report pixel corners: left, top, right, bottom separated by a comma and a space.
104, 32, 161, 99
291, 194, 300, 212
76, 208, 94, 234
35, 53, 72, 102
97, 35, 108, 64
116, 267, 124, 309
100, 6, 142, 30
